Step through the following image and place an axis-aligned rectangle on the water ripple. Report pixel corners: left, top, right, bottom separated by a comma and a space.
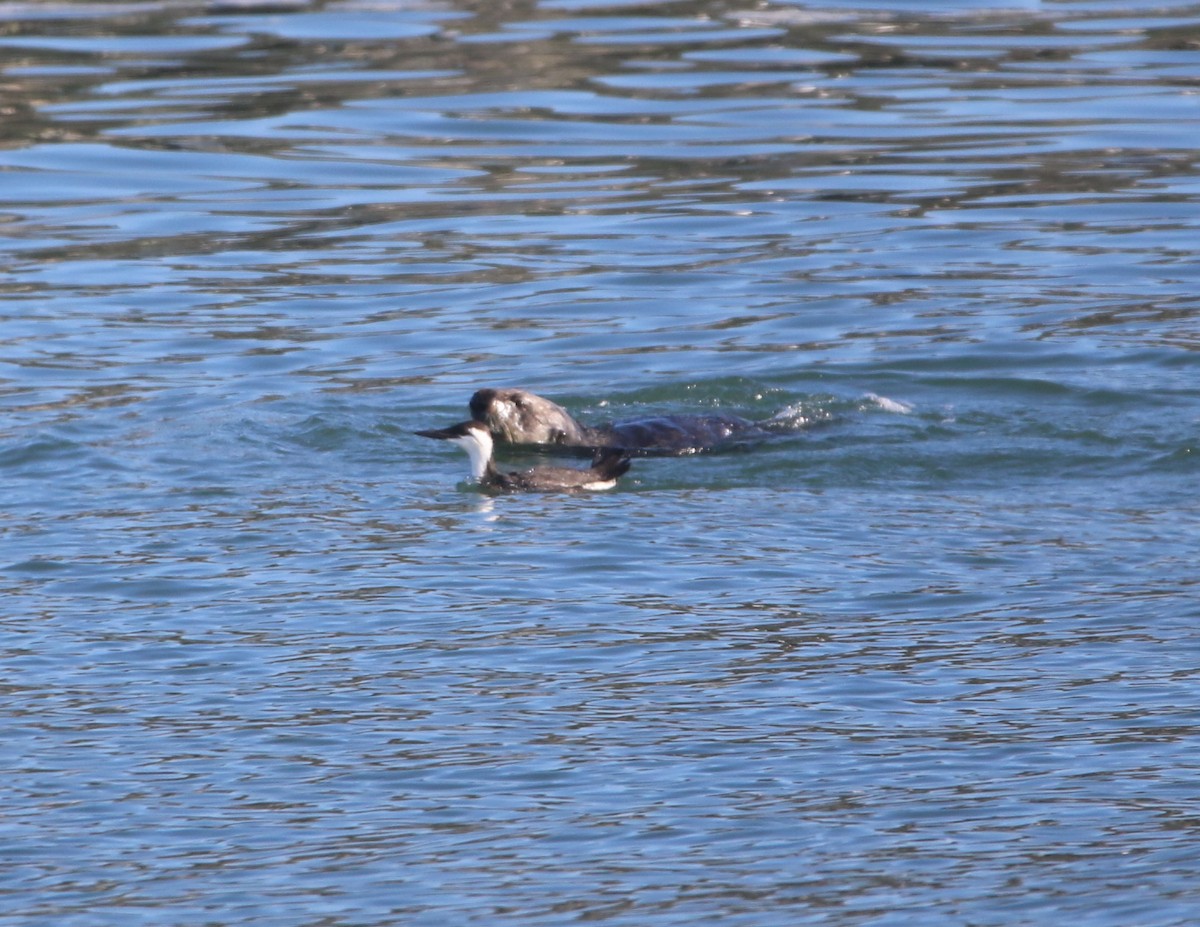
3, 1, 1200, 925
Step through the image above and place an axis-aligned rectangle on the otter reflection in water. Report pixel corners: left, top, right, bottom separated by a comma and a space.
469, 387, 775, 455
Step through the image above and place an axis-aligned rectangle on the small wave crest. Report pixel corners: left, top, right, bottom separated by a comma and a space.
863, 392, 914, 415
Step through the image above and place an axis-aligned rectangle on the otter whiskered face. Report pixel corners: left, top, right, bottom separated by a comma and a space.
469, 387, 589, 446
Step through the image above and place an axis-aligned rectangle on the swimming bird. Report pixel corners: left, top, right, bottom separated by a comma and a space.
469, 387, 772, 455
415, 420, 631, 492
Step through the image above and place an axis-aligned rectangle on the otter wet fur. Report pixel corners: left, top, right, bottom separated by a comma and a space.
469, 387, 770, 455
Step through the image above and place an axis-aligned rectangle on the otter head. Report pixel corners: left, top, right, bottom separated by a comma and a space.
469, 388, 590, 446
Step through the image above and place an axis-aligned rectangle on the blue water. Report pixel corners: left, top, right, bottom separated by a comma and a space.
2, 1, 1199, 924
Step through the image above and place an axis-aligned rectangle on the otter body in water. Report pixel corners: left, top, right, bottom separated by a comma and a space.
469, 387, 771, 455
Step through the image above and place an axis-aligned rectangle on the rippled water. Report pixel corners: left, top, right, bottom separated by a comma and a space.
3, 1, 1199, 924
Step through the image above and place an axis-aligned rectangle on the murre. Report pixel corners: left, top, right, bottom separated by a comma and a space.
469, 387, 772, 455
416, 420, 631, 493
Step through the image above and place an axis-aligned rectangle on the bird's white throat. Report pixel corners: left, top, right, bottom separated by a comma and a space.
453, 430, 493, 482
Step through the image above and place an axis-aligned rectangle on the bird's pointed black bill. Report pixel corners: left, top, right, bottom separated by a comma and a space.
415, 421, 477, 441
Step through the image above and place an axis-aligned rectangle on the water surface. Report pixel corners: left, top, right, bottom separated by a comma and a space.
2, 1, 1199, 924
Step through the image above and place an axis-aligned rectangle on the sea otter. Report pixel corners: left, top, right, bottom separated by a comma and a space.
468, 387, 773, 455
